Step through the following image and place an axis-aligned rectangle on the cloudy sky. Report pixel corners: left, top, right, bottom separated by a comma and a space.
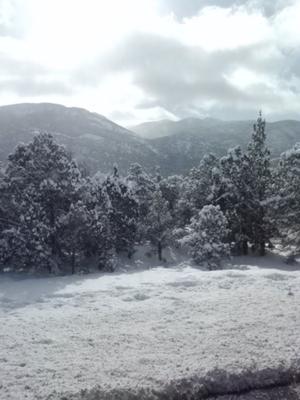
0, 0, 299, 125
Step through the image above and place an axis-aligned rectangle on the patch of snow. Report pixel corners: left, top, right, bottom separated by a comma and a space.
0, 255, 299, 399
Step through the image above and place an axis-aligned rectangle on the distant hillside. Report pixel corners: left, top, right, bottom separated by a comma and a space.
0, 104, 300, 176
134, 118, 300, 175
129, 119, 180, 139
0, 103, 159, 174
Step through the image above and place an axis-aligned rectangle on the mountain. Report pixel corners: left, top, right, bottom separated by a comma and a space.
129, 119, 179, 139
0, 104, 300, 176
0, 103, 159, 174
133, 117, 300, 175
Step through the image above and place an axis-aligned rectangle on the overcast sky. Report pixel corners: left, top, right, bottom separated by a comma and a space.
0, 0, 299, 125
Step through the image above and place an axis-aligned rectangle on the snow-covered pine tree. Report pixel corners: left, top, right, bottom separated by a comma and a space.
159, 175, 183, 213
57, 201, 90, 274
246, 112, 272, 255
0, 167, 11, 237
126, 163, 155, 218
126, 163, 156, 244
218, 146, 253, 255
1, 133, 81, 272
144, 188, 173, 261
102, 166, 139, 257
79, 177, 115, 271
0, 189, 50, 272
174, 154, 218, 228
272, 144, 300, 252
189, 153, 219, 210
180, 205, 230, 269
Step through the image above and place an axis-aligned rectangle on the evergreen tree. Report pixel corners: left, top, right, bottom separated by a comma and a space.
246, 112, 272, 255
159, 175, 183, 213
0, 195, 50, 272
189, 153, 219, 210
175, 154, 218, 228
102, 166, 139, 256
180, 205, 230, 269
57, 201, 90, 274
218, 146, 253, 255
0, 133, 81, 272
126, 163, 155, 218
80, 177, 115, 271
144, 188, 173, 261
272, 144, 300, 251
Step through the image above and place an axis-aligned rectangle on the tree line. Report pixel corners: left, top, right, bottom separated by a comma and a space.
0, 113, 299, 274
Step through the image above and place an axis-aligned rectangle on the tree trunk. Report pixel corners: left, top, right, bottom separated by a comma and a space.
259, 241, 265, 256
71, 250, 75, 274
158, 241, 162, 261
128, 249, 133, 259
47, 264, 52, 274
242, 240, 248, 255
49, 202, 58, 257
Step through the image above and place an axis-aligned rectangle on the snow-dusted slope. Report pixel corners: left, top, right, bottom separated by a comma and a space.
133, 118, 300, 175
2, 104, 300, 176
0, 103, 159, 174
0, 256, 300, 399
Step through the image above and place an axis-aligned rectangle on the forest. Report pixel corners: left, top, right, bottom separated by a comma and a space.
0, 113, 299, 275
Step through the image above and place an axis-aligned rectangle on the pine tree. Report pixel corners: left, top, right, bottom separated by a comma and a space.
57, 201, 90, 274
80, 177, 115, 271
159, 175, 183, 213
102, 166, 139, 256
0, 194, 50, 272
272, 144, 300, 251
246, 112, 272, 255
189, 153, 219, 210
144, 188, 173, 261
180, 205, 230, 269
0, 133, 81, 272
174, 154, 218, 228
126, 162, 155, 218
174, 178, 195, 228
218, 146, 253, 255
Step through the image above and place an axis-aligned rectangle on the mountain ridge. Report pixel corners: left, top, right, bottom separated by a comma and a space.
0, 102, 158, 174
132, 116, 300, 174
131, 116, 300, 139
1, 103, 300, 176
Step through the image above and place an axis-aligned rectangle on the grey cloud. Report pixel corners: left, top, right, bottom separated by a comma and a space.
158, 0, 291, 19
246, 0, 295, 17
278, 48, 300, 82
0, 78, 73, 96
1, 0, 298, 120
82, 32, 292, 119
158, 0, 214, 19
158, 0, 250, 19
0, 53, 47, 75
0, 53, 73, 96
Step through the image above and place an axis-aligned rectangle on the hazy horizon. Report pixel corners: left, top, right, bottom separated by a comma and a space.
1, 101, 300, 127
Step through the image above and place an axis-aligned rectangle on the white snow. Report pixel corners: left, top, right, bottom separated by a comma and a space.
0, 255, 300, 399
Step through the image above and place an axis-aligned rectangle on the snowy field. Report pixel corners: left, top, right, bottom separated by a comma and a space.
0, 254, 300, 399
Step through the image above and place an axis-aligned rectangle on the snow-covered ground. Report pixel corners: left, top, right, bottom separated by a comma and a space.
0, 254, 300, 399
